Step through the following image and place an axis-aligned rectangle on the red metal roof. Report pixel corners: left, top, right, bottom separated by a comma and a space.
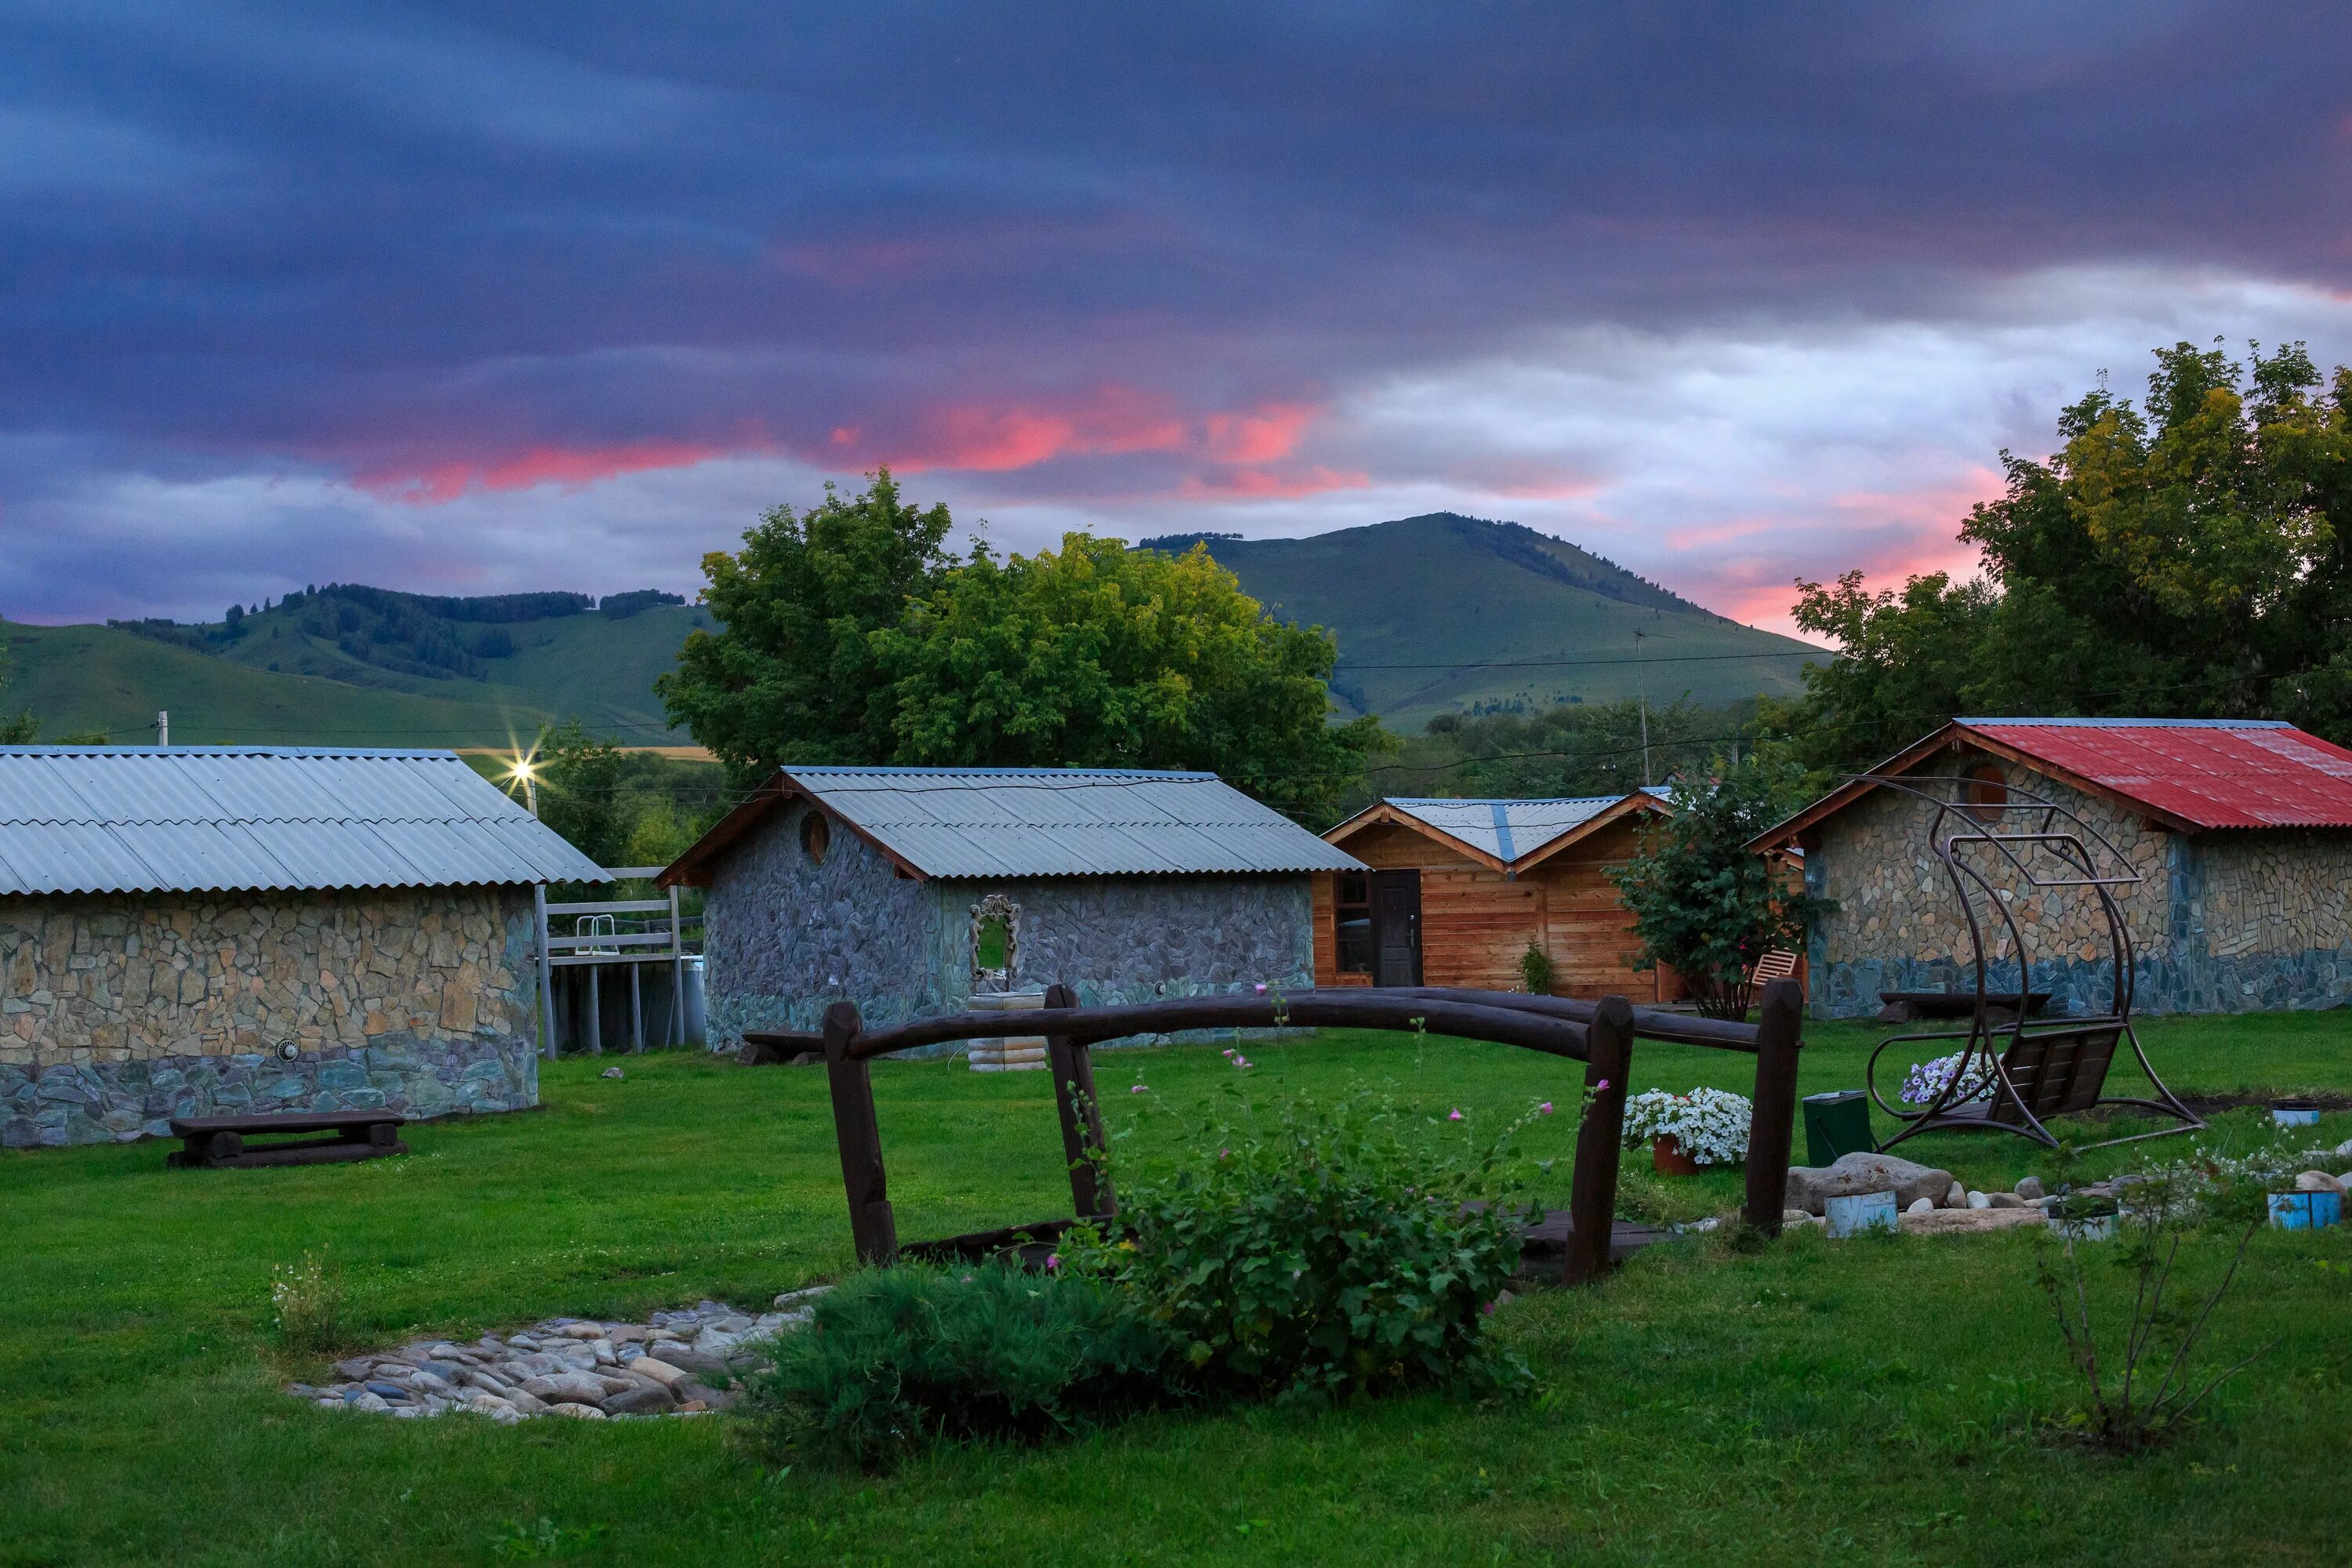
1956, 719, 2352, 829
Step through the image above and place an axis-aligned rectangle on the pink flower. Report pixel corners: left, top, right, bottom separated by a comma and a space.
1044, 1253, 1061, 1272
1482, 1300, 1496, 1315
1218, 1147, 1230, 1160
1595, 1080, 1611, 1092
1130, 1084, 1149, 1094
1447, 1109, 1464, 1122
1254, 983, 1268, 993
1222, 1047, 1235, 1057
1538, 1102, 1554, 1115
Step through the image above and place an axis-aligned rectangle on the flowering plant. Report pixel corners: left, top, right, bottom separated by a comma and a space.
1621, 1087, 1751, 1165
1900, 1051, 1994, 1109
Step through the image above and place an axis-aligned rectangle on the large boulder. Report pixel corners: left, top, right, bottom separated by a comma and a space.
1784, 1152, 1956, 1215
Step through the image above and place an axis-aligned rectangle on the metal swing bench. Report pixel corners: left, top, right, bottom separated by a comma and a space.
1862, 775, 2204, 1153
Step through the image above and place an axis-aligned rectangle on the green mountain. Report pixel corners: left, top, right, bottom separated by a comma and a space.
1141, 513, 1826, 728
3, 586, 712, 748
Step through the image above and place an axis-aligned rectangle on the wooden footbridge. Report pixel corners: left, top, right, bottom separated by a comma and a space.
750, 978, 1805, 1286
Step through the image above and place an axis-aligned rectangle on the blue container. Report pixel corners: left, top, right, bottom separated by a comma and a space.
2273, 1103, 2322, 1129
1826, 1189, 1900, 1237
2268, 1190, 2343, 1230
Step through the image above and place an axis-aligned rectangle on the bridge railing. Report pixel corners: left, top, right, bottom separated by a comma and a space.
750, 978, 1803, 1286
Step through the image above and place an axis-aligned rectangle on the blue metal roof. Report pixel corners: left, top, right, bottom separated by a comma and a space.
1378, 795, 1635, 864
780, 767, 1366, 878
0, 746, 608, 896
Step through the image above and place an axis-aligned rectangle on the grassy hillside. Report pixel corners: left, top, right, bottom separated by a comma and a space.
3, 590, 710, 748
1147, 514, 1826, 729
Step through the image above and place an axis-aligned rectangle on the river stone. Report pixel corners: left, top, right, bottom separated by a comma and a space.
677, 1377, 738, 1411
601, 1382, 677, 1417
1900, 1207, 2048, 1236
628, 1356, 690, 1389
1967, 1190, 1991, 1209
1906, 1196, 1935, 1215
2014, 1176, 2045, 1200
549, 1403, 607, 1420
644, 1345, 730, 1379
521, 1371, 622, 1405
1783, 1152, 1956, 1215
506, 1388, 550, 1417
1945, 1180, 1966, 1208
2294, 1171, 2346, 1194
1987, 1192, 2028, 1210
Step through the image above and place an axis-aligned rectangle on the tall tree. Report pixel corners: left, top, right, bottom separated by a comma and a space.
1786, 339, 2352, 772
658, 470, 953, 780
0, 619, 38, 744
876, 535, 1382, 822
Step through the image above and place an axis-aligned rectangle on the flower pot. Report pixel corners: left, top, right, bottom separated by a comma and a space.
1652, 1134, 1702, 1177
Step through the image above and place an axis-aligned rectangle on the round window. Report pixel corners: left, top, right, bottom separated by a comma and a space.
800, 811, 830, 864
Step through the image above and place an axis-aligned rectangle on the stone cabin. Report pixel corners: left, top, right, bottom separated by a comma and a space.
1750, 718, 2352, 1019
658, 767, 1367, 1050
1315, 792, 1679, 998
0, 746, 604, 1147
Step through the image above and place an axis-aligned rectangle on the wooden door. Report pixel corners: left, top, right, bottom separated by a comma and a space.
1370, 870, 1423, 986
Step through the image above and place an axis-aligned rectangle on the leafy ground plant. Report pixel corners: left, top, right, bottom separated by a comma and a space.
740, 1261, 1181, 1469
267, 1247, 340, 1354
1072, 1084, 1559, 1402
2034, 1157, 2271, 1452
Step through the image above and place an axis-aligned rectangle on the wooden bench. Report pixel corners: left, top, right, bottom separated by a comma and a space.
165, 1112, 409, 1170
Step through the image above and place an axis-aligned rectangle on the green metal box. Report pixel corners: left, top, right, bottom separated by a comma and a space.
1802, 1090, 1875, 1167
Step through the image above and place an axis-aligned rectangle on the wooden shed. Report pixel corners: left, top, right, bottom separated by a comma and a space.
1314, 793, 1675, 999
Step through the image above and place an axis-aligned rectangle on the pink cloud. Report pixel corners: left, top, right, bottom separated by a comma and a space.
1178, 465, 1370, 500
356, 439, 735, 503
1204, 403, 1316, 463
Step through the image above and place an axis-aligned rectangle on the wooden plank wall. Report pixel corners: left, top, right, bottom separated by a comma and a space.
1319, 819, 1668, 1001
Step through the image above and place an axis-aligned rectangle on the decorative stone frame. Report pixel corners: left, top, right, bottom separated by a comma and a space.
968, 892, 1021, 989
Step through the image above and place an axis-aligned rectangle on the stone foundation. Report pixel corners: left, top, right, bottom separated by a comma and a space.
0, 1034, 537, 1147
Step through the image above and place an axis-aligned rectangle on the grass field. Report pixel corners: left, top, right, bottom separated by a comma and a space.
3, 1011, 2347, 1566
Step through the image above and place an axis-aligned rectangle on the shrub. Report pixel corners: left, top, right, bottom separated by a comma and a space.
268, 1248, 341, 1354
1517, 941, 1554, 994
1621, 1088, 1751, 1165
741, 1263, 1180, 1469
1072, 1087, 1548, 1402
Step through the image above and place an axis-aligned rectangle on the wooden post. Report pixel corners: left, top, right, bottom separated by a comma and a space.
629, 963, 644, 1054
1564, 994, 1632, 1287
668, 884, 686, 1048
1042, 982, 1112, 1218
1741, 978, 1806, 1236
532, 885, 557, 1060
822, 1000, 897, 1264
585, 964, 602, 1056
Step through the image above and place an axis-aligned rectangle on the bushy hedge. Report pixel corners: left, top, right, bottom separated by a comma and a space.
741, 1264, 1178, 1469
1073, 1087, 1541, 1402
745, 1087, 1559, 1468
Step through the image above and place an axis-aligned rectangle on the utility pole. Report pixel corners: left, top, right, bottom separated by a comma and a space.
1633, 632, 1651, 786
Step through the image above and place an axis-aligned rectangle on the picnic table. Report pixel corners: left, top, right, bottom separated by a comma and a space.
165, 1112, 409, 1170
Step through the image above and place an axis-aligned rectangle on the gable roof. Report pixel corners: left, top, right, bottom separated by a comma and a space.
661, 767, 1366, 884
0, 746, 608, 897
1323, 790, 1667, 873
1750, 717, 2352, 849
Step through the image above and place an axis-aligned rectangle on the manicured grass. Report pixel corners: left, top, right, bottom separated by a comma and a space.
3, 1010, 2348, 1566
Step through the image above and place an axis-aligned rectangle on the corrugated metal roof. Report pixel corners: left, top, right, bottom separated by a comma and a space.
0, 746, 609, 896
782, 767, 1366, 878
1957, 719, 2352, 829
1380, 796, 1626, 864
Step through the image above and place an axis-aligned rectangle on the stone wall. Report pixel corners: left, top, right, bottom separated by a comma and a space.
1, 886, 540, 1147
1805, 749, 2352, 1018
701, 800, 1316, 1051
702, 802, 940, 1045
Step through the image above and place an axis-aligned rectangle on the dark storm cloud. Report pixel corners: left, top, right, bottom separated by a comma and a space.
4, 2, 2350, 621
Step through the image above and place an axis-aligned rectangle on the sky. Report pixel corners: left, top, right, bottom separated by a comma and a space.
6, 3, 2352, 635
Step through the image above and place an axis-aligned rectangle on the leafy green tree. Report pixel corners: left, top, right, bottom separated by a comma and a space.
1606, 754, 1829, 1019
658, 470, 953, 781
1784, 340, 2352, 772
876, 535, 1382, 823
528, 720, 628, 867
0, 620, 39, 744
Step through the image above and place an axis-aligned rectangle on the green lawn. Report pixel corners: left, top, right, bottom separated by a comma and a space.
4, 1010, 2348, 1566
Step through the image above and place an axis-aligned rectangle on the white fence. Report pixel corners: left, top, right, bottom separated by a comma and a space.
533, 867, 703, 1056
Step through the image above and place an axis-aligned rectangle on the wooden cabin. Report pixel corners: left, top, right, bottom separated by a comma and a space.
1314, 793, 1676, 1000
